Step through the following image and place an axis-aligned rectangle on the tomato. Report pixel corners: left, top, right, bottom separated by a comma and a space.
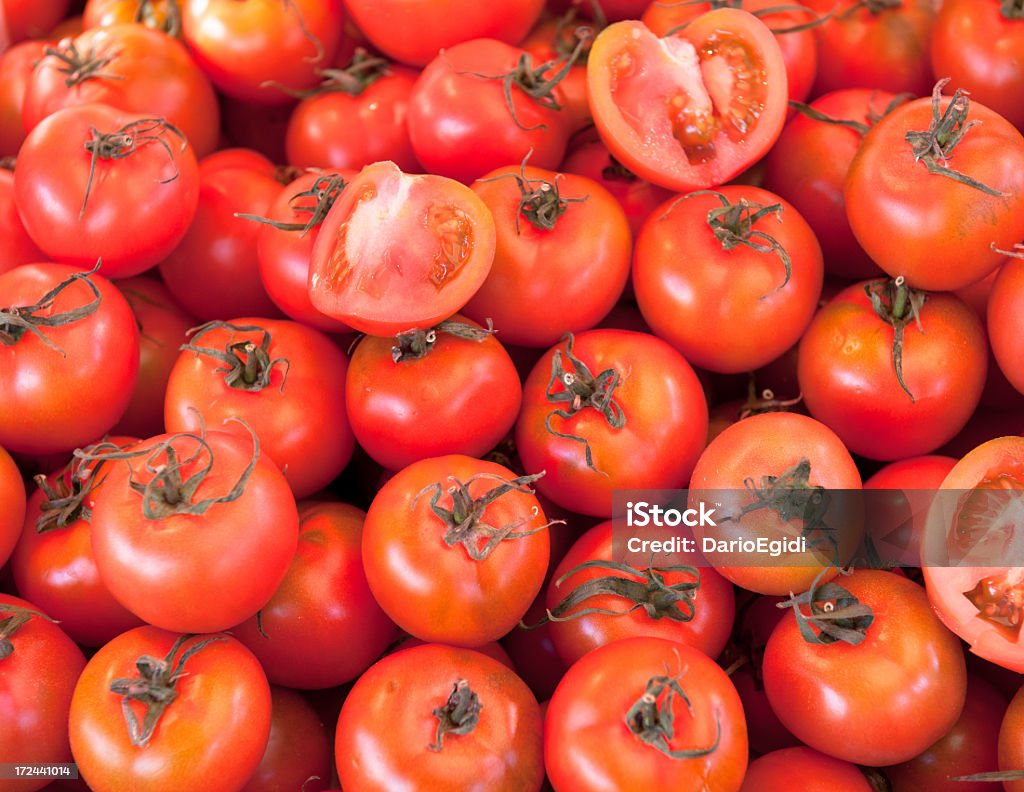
543, 519, 735, 666
520, 13, 594, 133
14, 104, 199, 278
634, 186, 822, 373
69, 627, 272, 792
285, 52, 419, 172
0, 40, 45, 157
335, 643, 544, 791
463, 164, 632, 347
763, 89, 904, 280
586, 9, 788, 192
82, 0, 181, 32
165, 318, 354, 498
0, 263, 140, 456
845, 82, 1024, 292
231, 501, 397, 689
159, 150, 286, 320
546, 636, 747, 791
344, 0, 545, 67
0, 444, 24, 568
408, 39, 575, 183
347, 315, 522, 471
764, 570, 967, 766
389, 636, 516, 670
932, 0, 1024, 131
0, 594, 86, 792
803, 0, 936, 97
88, 426, 299, 633
180, 0, 345, 103
989, 257, 1024, 396
501, 595, 569, 702
923, 437, 1024, 673
241, 686, 332, 792
363, 455, 550, 646
739, 747, 873, 792
23, 24, 220, 158
1, 0, 70, 43
308, 161, 497, 336
1000, 683, 1024, 792
0, 169, 42, 275
517, 330, 708, 517
798, 279, 987, 460
689, 411, 862, 595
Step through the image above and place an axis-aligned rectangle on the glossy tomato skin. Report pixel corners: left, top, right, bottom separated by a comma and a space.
15, 104, 199, 278
344, 0, 545, 67
180, 0, 344, 103
22, 24, 220, 158
764, 570, 967, 766
335, 644, 544, 791
408, 39, 573, 183
798, 281, 987, 461
69, 627, 272, 792
989, 258, 1024, 395
308, 161, 497, 336
516, 330, 708, 517
634, 186, 822, 373
0, 594, 87, 792
88, 429, 299, 633
845, 94, 1024, 292
241, 686, 332, 792
546, 636, 747, 792
347, 315, 522, 471
364, 456, 550, 646
164, 318, 354, 499
586, 10, 788, 192
763, 89, 902, 280
0, 263, 140, 457
739, 747, 873, 792
463, 165, 632, 347
0, 444, 26, 569
231, 501, 398, 690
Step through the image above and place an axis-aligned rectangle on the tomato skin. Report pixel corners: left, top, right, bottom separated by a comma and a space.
989, 258, 1024, 396
463, 165, 632, 347
241, 686, 332, 792
1, 0, 70, 43
0, 444, 26, 569
308, 161, 497, 336
1000, 683, 1024, 792
798, 281, 987, 461
408, 39, 573, 184
347, 315, 522, 471
69, 627, 272, 792
634, 186, 822, 373
764, 570, 967, 766
231, 501, 398, 690
164, 318, 354, 499
82, 0, 180, 29
0, 41, 45, 158
739, 747, 873, 792
363, 455, 550, 647
0, 263, 140, 457
88, 429, 299, 633
546, 636, 747, 792
344, 0, 545, 67
23, 24, 220, 158
0, 594, 87, 792
845, 94, 1024, 292
335, 644, 544, 792
517, 330, 708, 517
586, 10, 788, 192
15, 104, 200, 279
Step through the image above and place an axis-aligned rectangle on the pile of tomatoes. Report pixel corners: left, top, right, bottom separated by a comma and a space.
2, 0, 1024, 790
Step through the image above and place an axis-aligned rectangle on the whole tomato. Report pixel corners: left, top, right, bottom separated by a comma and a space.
241, 686, 332, 792
0, 443, 26, 568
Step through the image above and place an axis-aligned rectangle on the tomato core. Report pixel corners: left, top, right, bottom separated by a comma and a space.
965, 570, 1024, 639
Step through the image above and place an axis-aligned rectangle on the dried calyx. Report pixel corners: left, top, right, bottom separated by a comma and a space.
391, 318, 496, 363
777, 568, 874, 646
0, 262, 102, 352
625, 667, 722, 759
181, 321, 291, 392
866, 276, 926, 402
236, 173, 349, 235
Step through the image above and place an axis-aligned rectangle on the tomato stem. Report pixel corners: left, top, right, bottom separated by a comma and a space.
478, 151, 588, 232
1001, 0, 1024, 18
33, 438, 127, 534
625, 668, 722, 760
0, 604, 51, 662
390, 318, 496, 363
427, 680, 482, 752
237, 173, 349, 236
262, 49, 391, 98
0, 261, 102, 352
737, 378, 803, 421
43, 38, 125, 88
600, 154, 637, 182
865, 277, 926, 403
181, 321, 290, 392
777, 568, 874, 646
135, 0, 182, 37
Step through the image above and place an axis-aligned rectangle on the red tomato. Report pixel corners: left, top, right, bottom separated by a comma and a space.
1000, 683, 1024, 792
586, 9, 788, 192
180, 0, 345, 103
516, 330, 708, 517
164, 318, 354, 498
363, 455, 551, 646
0, 40, 45, 157
0, 594, 86, 792
347, 315, 522, 471
845, 82, 1024, 291
0, 167, 42, 273
1, 0, 70, 43
634, 186, 822, 373
0, 444, 24, 568
546, 636, 748, 791
520, 13, 594, 133
501, 594, 569, 703
69, 627, 272, 792
764, 570, 967, 766
344, 0, 545, 67
231, 501, 397, 689
740, 747, 873, 792
23, 24, 220, 158
798, 279, 987, 460
241, 686, 332, 792
989, 257, 1024, 396
463, 164, 632, 347
335, 644, 544, 791
308, 161, 497, 336
14, 104, 199, 278
0, 263, 139, 456
88, 427, 299, 633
